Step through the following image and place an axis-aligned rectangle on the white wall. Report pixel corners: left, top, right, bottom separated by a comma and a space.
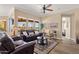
0, 5, 13, 16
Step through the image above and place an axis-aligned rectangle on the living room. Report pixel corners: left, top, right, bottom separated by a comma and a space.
0, 4, 79, 54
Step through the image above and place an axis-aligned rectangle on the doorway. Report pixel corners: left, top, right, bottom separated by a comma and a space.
62, 16, 71, 40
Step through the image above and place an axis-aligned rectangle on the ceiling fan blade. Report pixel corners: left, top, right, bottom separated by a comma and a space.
46, 4, 52, 8
46, 9, 53, 11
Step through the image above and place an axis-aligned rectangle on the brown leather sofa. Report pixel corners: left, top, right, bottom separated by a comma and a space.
20, 30, 37, 42
0, 35, 36, 54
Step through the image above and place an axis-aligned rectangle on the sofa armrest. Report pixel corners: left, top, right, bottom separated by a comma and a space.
11, 41, 36, 54
0, 51, 9, 54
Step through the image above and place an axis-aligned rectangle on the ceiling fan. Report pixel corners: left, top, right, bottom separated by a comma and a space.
43, 4, 53, 13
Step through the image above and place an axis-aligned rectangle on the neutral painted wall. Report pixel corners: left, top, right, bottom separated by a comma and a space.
41, 14, 62, 39
41, 8, 79, 43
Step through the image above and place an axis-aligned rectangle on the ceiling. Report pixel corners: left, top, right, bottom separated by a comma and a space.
0, 4, 79, 17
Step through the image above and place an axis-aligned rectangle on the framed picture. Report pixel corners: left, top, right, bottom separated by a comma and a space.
50, 23, 58, 28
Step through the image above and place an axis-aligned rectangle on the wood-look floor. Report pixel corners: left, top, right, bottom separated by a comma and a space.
50, 41, 79, 54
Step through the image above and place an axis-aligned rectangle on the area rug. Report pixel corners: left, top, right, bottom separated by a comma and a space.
34, 40, 58, 54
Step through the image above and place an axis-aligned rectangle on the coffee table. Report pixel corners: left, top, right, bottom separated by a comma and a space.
34, 40, 58, 54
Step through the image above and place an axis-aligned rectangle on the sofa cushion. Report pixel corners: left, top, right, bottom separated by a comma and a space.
14, 40, 26, 46
0, 31, 6, 40
23, 32, 28, 36
0, 34, 15, 52
29, 32, 35, 36
12, 36, 23, 41
35, 31, 39, 35
26, 30, 35, 35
